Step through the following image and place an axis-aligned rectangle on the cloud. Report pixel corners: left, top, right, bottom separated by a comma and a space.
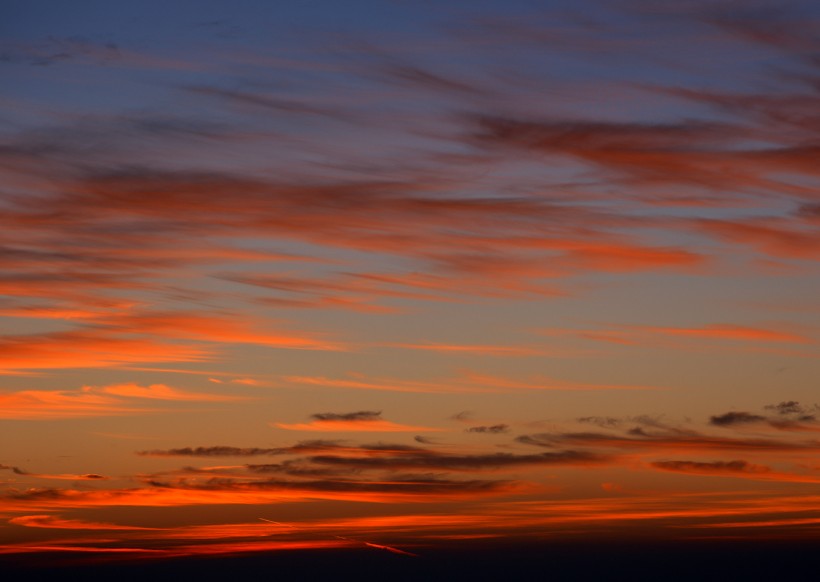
97, 382, 244, 402
765, 401, 817, 416
307, 450, 607, 471
0, 330, 209, 373
0, 382, 244, 420
0, 389, 149, 420
517, 431, 820, 452
709, 411, 767, 426
708, 403, 820, 431
311, 411, 382, 422
547, 323, 813, 348
465, 424, 510, 434
375, 342, 544, 356
0, 473, 522, 511
275, 411, 441, 432
282, 371, 657, 394
94, 311, 344, 351
650, 460, 771, 475
9, 514, 152, 530
0, 464, 108, 480
641, 324, 813, 344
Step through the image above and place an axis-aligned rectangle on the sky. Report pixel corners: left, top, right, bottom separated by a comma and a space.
1, 0, 819, 571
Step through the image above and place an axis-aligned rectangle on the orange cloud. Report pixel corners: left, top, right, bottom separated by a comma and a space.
0, 382, 244, 419
9, 515, 153, 530
639, 324, 812, 344
650, 460, 820, 484
97, 311, 344, 351
96, 382, 245, 401
0, 389, 148, 420
275, 420, 420, 432
0, 330, 209, 373
375, 343, 545, 356
0, 478, 520, 512
283, 371, 656, 394
546, 323, 813, 346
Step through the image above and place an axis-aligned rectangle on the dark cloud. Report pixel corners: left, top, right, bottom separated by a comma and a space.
245, 461, 353, 479
764, 401, 814, 416
471, 116, 737, 155
465, 424, 510, 434
709, 411, 767, 426
798, 203, 820, 220
651, 460, 770, 474
147, 476, 515, 496
516, 431, 820, 452
137, 440, 433, 458
311, 411, 382, 422
310, 450, 606, 471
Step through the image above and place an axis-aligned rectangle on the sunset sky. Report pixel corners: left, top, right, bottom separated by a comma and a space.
1, 0, 819, 573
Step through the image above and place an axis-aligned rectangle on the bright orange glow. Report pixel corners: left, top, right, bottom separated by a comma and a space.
274, 419, 444, 432
9, 515, 155, 530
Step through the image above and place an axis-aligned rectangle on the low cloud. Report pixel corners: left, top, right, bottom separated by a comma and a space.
651, 460, 771, 474
310, 450, 607, 471
709, 411, 766, 426
311, 411, 382, 422
275, 411, 441, 432
465, 424, 510, 434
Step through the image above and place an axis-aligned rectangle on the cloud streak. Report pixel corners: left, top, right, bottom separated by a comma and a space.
275, 411, 442, 432
0, 382, 244, 419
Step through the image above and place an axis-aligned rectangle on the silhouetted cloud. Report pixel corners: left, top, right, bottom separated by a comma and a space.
311, 411, 382, 422
650, 460, 770, 474
465, 424, 510, 434
310, 450, 606, 471
517, 431, 820, 452
765, 401, 817, 416
276, 411, 441, 432
710, 411, 767, 426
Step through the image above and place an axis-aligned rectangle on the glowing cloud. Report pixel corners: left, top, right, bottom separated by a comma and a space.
275, 411, 442, 432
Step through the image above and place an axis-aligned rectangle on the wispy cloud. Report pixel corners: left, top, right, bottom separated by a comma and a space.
96, 382, 245, 402
0, 382, 244, 419
282, 371, 657, 394
9, 514, 152, 530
